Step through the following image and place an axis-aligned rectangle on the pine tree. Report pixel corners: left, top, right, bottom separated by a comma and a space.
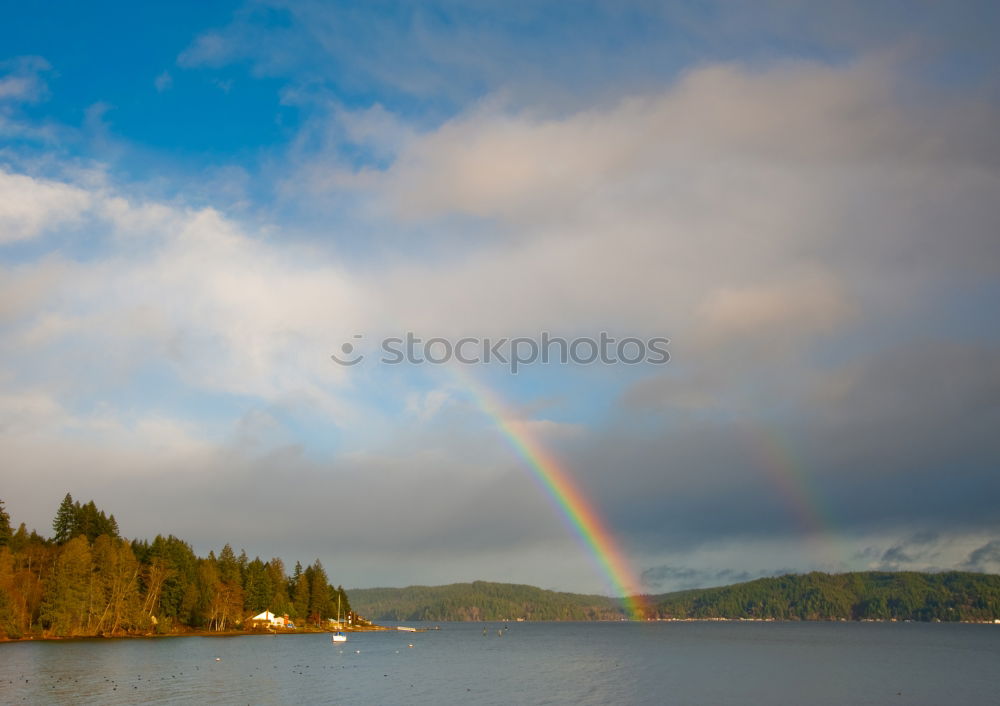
212, 545, 243, 628
217, 545, 240, 585
243, 558, 272, 614
9, 523, 28, 553
52, 493, 77, 544
5, 492, 371, 636
267, 558, 291, 615
291, 570, 310, 620
76, 501, 99, 541
308, 560, 330, 624
0, 498, 11, 547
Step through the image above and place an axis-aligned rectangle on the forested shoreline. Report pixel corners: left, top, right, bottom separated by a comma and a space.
4, 495, 998, 639
0, 495, 350, 639
651, 571, 1000, 622
349, 573, 1000, 623
350, 581, 626, 621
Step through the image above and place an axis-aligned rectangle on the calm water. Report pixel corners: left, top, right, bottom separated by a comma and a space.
2, 622, 999, 705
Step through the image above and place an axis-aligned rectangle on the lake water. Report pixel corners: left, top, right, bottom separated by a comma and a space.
2, 621, 999, 705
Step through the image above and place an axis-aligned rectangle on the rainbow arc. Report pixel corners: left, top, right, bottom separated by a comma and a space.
456, 369, 648, 619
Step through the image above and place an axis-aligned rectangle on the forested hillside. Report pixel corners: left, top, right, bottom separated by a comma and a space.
0, 495, 350, 639
351, 572, 1000, 623
650, 571, 1000, 622
4, 493, 998, 637
349, 581, 624, 621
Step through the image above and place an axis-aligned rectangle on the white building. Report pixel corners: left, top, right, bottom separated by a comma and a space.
249, 610, 287, 628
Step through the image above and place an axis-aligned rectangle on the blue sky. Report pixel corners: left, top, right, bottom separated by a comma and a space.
1, 1, 999, 594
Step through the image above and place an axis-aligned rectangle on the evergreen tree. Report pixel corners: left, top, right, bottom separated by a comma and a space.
217, 544, 240, 585
212, 546, 244, 628
0, 498, 11, 547
9, 523, 29, 553
52, 493, 77, 544
73, 501, 118, 542
267, 558, 291, 615
0, 498, 370, 637
243, 558, 272, 613
237, 549, 249, 584
291, 570, 310, 619
76, 501, 98, 541
147, 535, 198, 623
307, 560, 331, 624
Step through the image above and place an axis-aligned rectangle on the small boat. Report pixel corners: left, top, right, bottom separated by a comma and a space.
331, 595, 348, 643
396, 626, 417, 632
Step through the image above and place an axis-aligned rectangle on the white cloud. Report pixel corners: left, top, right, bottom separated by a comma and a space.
0, 56, 50, 103
695, 272, 854, 348
383, 61, 926, 222
0, 171, 92, 243
1, 182, 373, 431
154, 71, 173, 92
6, 58, 994, 426
4, 58, 997, 429
323, 58, 997, 350
1, 50, 998, 590
405, 387, 453, 421
0, 76, 39, 101
177, 32, 237, 68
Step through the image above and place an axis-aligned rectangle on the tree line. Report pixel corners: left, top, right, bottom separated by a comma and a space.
349, 580, 625, 621
349, 573, 1000, 623
0, 495, 350, 639
649, 571, 1000, 622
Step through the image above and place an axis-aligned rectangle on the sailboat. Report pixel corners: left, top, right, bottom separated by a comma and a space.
332, 594, 348, 643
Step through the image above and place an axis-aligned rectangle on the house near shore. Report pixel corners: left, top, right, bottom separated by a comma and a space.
247, 611, 290, 629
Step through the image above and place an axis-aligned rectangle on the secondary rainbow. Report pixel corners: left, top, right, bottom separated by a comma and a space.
455, 369, 648, 619
744, 423, 847, 569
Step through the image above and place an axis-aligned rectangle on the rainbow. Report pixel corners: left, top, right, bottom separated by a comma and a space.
745, 423, 846, 570
454, 369, 648, 619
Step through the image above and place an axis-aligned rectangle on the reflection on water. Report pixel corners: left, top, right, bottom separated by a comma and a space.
2, 622, 999, 705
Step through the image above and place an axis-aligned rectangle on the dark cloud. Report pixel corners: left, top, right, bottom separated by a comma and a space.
586, 341, 1000, 551
907, 531, 939, 546
963, 540, 1000, 571
880, 546, 913, 568
868, 531, 944, 570
641, 565, 795, 592
6, 408, 573, 573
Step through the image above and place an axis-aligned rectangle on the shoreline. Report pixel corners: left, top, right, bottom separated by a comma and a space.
0, 624, 392, 644
4, 618, 998, 643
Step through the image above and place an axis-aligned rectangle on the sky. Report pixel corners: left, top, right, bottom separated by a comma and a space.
1, 0, 999, 596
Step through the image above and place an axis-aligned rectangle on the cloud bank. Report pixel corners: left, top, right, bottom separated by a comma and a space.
1, 1, 998, 593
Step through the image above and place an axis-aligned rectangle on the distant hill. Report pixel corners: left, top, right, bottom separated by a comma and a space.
347, 581, 623, 621
348, 572, 1000, 622
650, 571, 1000, 622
